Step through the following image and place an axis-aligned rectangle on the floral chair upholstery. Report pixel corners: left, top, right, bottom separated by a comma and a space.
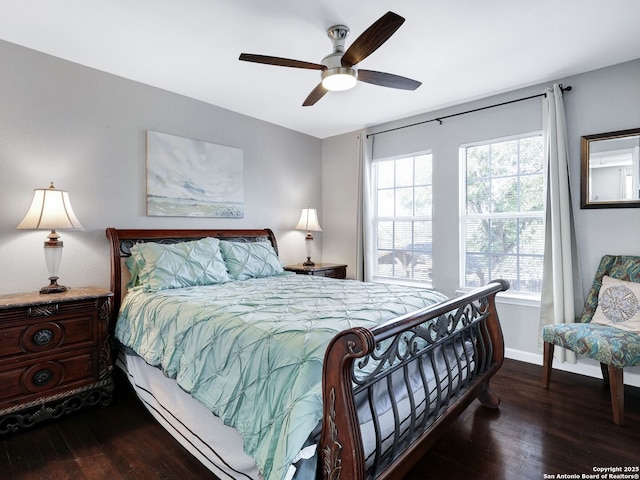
542, 255, 640, 425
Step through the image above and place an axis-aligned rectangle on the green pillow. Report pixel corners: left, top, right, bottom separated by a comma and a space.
220, 240, 284, 280
128, 237, 231, 292
125, 254, 144, 290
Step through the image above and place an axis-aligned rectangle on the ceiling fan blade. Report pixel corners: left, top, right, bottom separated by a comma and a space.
341, 11, 405, 67
239, 53, 326, 71
357, 69, 422, 90
302, 83, 328, 106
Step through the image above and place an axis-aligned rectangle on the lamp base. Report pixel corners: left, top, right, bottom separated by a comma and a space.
40, 277, 68, 295
303, 257, 315, 267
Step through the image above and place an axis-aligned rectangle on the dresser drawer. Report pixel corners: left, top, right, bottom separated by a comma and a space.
309, 266, 347, 279
0, 350, 95, 408
0, 314, 94, 360
284, 263, 347, 279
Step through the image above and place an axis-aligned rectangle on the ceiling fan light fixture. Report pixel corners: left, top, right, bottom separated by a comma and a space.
321, 67, 357, 91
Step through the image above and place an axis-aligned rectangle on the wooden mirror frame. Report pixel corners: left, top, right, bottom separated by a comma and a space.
581, 127, 640, 209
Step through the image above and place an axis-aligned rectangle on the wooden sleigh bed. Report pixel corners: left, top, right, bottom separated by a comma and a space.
106, 227, 509, 480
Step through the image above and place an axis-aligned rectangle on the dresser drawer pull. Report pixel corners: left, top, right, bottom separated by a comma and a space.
32, 369, 54, 386
27, 304, 59, 317
23, 362, 63, 393
21, 322, 64, 352
32, 329, 54, 346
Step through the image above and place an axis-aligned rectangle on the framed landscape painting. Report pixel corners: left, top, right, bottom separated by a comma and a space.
146, 131, 244, 218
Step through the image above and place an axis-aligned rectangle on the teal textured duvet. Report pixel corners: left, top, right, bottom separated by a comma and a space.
115, 274, 447, 480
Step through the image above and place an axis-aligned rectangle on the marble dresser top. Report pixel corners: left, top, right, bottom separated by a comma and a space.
0, 287, 113, 309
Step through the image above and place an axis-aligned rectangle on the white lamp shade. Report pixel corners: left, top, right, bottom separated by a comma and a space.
294, 208, 322, 232
17, 184, 83, 230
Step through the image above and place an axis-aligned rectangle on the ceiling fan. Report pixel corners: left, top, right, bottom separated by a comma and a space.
239, 11, 422, 106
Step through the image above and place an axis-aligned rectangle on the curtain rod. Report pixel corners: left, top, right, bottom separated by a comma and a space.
366, 85, 572, 138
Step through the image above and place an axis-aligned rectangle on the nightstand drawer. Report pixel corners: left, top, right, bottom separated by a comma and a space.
0, 314, 94, 359
0, 350, 94, 407
308, 266, 346, 279
0, 298, 99, 323
284, 263, 347, 279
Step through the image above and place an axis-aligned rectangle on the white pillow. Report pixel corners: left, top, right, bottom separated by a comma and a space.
591, 275, 640, 332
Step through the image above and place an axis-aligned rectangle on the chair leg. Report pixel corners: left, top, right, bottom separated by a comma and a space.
607, 365, 624, 426
542, 342, 554, 388
600, 363, 610, 385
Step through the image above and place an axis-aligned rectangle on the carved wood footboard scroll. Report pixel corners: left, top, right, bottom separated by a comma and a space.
320, 279, 509, 480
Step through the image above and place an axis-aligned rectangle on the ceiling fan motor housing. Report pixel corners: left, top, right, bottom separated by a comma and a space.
322, 25, 358, 90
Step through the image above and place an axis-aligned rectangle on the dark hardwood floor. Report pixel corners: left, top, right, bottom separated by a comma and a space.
1, 359, 639, 480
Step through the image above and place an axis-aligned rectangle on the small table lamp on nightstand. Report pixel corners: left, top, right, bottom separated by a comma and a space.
294, 206, 322, 266
16, 182, 84, 294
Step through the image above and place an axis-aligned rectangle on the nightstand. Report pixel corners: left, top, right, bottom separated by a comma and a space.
0, 287, 114, 434
284, 263, 347, 279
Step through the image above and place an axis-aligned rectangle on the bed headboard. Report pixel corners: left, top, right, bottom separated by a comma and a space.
105, 227, 278, 329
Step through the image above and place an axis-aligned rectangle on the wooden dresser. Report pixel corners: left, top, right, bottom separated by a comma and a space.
0, 287, 114, 434
284, 263, 347, 279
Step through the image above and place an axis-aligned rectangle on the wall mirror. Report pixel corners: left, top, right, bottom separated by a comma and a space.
581, 128, 640, 208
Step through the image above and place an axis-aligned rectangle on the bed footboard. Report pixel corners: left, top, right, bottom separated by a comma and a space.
320, 279, 509, 480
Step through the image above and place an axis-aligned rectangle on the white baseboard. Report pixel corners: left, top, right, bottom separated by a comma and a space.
505, 348, 640, 388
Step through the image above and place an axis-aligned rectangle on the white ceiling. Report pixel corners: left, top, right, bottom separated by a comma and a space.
2, 0, 640, 139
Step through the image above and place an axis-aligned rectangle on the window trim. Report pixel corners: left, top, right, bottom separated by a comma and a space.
456, 286, 541, 306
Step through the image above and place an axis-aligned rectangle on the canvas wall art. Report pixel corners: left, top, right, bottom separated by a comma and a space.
146, 131, 244, 218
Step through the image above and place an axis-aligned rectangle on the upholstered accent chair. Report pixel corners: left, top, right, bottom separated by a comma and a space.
542, 255, 640, 425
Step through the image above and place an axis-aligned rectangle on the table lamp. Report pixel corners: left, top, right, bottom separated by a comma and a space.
17, 182, 84, 294
294, 206, 322, 266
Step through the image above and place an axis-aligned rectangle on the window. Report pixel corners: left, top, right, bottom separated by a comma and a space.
461, 134, 544, 294
372, 153, 433, 284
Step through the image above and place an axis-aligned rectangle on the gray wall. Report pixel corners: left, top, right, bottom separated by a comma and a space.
0, 40, 322, 294
322, 58, 640, 385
